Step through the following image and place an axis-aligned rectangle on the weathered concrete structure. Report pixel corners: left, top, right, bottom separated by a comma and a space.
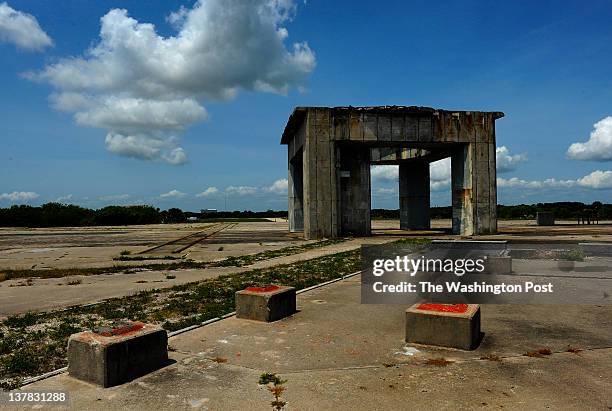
67, 322, 168, 387
406, 303, 481, 350
282, 106, 504, 239
236, 285, 296, 322
536, 211, 555, 226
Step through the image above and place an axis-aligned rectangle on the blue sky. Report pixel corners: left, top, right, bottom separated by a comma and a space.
1, 0, 611, 211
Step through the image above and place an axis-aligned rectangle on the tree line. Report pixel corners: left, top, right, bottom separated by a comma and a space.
0, 203, 289, 227
0, 202, 609, 228
372, 201, 611, 220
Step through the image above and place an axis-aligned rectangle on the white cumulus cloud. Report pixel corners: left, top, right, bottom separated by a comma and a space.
196, 187, 219, 197
576, 170, 612, 189
497, 170, 612, 190
159, 189, 186, 199
496, 146, 527, 173
567, 117, 612, 161
371, 160, 452, 191
0, 2, 52, 51
371, 165, 398, 182
30, 0, 315, 164
55, 194, 73, 203
225, 186, 257, 196
0, 191, 39, 202
265, 178, 288, 194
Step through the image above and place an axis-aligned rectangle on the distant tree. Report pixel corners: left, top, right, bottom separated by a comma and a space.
164, 208, 186, 224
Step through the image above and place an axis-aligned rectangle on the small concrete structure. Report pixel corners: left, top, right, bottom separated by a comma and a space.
281, 106, 504, 239
235, 285, 296, 322
579, 242, 612, 257
406, 303, 481, 350
537, 212, 555, 226
67, 322, 168, 387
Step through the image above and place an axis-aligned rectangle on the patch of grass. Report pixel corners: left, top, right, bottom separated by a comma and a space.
212, 238, 347, 267
558, 249, 584, 262
119, 250, 131, 256
165, 274, 176, 280
217, 247, 224, 251
3, 312, 39, 328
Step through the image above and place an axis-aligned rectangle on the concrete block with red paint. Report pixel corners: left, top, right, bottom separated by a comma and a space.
235, 285, 296, 322
405, 304, 481, 350
67, 321, 168, 387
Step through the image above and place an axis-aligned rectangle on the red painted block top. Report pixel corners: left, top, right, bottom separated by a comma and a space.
417, 303, 469, 313
95, 321, 145, 337
245, 285, 280, 293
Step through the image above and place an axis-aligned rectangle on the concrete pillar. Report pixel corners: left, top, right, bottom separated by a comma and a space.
302, 109, 338, 239
339, 146, 371, 236
452, 142, 497, 236
288, 151, 303, 232
399, 161, 430, 230
452, 144, 474, 236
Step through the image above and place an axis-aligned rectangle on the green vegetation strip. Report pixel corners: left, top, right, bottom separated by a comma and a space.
0, 238, 347, 282
0, 249, 360, 390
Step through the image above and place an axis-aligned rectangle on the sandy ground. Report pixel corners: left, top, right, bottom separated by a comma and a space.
22, 275, 612, 410
0, 221, 306, 270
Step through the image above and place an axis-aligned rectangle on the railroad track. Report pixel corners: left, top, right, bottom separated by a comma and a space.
138, 223, 237, 255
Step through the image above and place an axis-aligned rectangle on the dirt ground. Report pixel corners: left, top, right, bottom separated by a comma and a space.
0, 221, 306, 270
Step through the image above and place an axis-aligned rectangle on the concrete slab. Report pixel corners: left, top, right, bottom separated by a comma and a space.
22, 275, 612, 410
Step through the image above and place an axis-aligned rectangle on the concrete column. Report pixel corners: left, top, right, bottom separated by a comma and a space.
339, 146, 371, 236
451, 144, 474, 236
302, 108, 338, 239
399, 161, 430, 230
451, 142, 498, 236
288, 150, 303, 232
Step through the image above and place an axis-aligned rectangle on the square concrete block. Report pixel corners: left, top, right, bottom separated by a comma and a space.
579, 242, 612, 257
483, 256, 512, 274
536, 212, 555, 226
406, 304, 481, 350
236, 285, 296, 322
68, 322, 168, 387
